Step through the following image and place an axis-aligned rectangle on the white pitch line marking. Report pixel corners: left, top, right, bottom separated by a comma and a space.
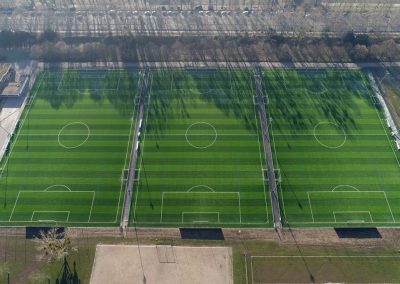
307, 192, 314, 223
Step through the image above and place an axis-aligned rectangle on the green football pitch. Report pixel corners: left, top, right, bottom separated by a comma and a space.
0, 69, 139, 226
132, 69, 270, 227
1, 67, 399, 228
264, 69, 400, 226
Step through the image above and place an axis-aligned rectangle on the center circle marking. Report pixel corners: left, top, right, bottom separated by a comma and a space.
58, 122, 90, 149
313, 122, 346, 149
185, 122, 217, 149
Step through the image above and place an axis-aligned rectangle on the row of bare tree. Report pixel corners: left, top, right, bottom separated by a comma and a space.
25, 33, 400, 63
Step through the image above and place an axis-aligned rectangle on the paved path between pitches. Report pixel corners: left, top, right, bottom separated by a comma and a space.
121, 68, 150, 229
253, 65, 281, 228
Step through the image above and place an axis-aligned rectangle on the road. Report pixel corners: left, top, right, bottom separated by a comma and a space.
1, 1, 400, 36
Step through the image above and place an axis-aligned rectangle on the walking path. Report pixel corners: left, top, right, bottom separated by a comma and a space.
253, 65, 281, 228
120, 68, 150, 229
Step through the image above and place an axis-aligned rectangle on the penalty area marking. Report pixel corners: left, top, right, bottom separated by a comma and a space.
181, 212, 220, 224
160, 191, 241, 224
333, 211, 373, 223
187, 185, 215, 192
185, 122, 217, 149
58, 122, 90, 149
44, 184, 72, 192
9, 190, 95, 223
308, 81, 328, 95
307, 190, 395, 223
313, 121, 347, 149
331, 184, 360, 192
31, 211, 70, 222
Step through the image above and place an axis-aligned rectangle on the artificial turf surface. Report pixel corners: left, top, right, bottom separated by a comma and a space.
131, 69, 270, 227
0, 69, 138, 226
264, 69, 400, 227
1, 67, 400, 229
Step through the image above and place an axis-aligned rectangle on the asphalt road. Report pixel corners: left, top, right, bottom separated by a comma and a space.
1, 1, 400, 36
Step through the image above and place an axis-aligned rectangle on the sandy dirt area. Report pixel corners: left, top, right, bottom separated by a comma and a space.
90, 245, 233, 284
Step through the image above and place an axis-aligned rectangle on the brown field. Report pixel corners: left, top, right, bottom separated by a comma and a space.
1, 228, 400, 283
250, 255, 400, 283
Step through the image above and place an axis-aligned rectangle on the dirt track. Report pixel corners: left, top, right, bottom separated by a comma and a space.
64, 227, 400, 248
1, 226, 400, 250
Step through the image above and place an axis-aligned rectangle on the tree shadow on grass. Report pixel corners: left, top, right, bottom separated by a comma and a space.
146, 68, 259, 138
38, 70, 138, 117
55, 257, 80, 284
265, 69, 375, 135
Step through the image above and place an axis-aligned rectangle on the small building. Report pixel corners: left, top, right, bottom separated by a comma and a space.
15, 76, 30, 97
0, 64, 16, 93
0, 64, 29, 97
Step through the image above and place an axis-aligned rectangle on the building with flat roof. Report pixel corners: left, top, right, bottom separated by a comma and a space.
0, 64, 28, 97
0, 64, 15, 93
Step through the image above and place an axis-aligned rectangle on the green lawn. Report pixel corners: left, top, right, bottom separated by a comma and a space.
0, 69, 138, 226
132, 69, 271, 227
264, 69, 400, 227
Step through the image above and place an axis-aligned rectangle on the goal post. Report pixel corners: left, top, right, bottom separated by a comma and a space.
161, 192, 241, 224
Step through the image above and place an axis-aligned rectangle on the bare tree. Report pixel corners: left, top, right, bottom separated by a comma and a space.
351, 44, 369, 61
35, 228, 75, 262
